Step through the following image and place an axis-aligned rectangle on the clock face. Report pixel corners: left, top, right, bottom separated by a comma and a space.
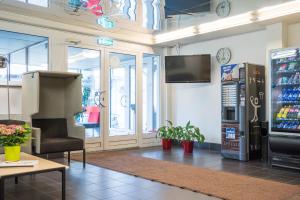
216, 1, 231, 17
216, 48, 231, 65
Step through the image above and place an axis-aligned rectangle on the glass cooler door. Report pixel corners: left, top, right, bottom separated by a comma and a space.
271, 48, 300, 133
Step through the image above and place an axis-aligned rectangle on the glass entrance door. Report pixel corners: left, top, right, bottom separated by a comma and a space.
67, 47, 159, 150
68, 47, 103, 150
105, 51, 137, 149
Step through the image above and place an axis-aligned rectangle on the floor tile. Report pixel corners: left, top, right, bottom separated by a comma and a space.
3, 147, 299, 200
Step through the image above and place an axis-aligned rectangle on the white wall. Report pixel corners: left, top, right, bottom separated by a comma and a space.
288, 22, 300, 47
169, 30, 267, 144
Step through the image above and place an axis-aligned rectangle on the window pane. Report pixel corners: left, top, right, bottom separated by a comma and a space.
17, 0, 48, 7
110, 0, 137, 21
143, 0, 161, 30
0, 67, 7, 83
68, 47, 101, 139
109, 53, 136, 135
28, 40, 48, 71
28, 0, 48, 7
143, 54, 160, 133
9, 49, 26, 82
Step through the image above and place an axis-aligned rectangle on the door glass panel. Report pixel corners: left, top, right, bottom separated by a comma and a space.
143, 54, 160, 133
109, 52, 136, 136
68, 47, 101, 139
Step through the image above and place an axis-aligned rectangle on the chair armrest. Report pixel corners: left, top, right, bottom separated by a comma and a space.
32, 127, 41, 154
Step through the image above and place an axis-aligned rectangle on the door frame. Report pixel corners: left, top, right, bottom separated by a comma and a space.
67, 44, 106, 151
139, 53, 162, 147
103, 48, 141, 150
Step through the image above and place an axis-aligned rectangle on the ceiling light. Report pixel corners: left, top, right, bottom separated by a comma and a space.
257, 1, 300, 21
198, 12, 253, 34
154, 26, 197, 44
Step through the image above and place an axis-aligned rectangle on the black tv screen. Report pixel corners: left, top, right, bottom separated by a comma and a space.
165, 0, 210, 17
165, 55, 211, 83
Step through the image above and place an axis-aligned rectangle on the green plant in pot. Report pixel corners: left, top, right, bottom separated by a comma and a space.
157, 120, 175, 151
178, 121, 205, 154
0, 124, 31, 162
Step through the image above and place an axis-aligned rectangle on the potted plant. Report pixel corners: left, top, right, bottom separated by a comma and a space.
178, 121, 205, 154
0, 124, 31, 162
157, 120, 175, 151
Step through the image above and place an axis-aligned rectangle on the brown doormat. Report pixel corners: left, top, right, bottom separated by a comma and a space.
72, 151, 300, 200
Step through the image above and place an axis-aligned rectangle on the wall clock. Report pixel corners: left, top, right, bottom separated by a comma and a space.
216, 0, 231, 17
216, 48, 231, 65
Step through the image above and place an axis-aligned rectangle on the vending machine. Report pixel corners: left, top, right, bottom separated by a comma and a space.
221, 63, 265, 161
270, 48, 300, 169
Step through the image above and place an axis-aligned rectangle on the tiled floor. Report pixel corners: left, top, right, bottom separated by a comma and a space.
3, 146, 300, 200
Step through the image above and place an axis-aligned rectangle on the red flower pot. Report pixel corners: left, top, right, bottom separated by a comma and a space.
182, 141, 194, 154
162, 139, 172, 151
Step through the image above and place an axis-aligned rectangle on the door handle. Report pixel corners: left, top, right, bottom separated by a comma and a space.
94, 90, 106, 108
120, 95, 127, 107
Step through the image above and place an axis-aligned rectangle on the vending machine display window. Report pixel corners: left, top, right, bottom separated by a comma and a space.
271, 48, 300, 133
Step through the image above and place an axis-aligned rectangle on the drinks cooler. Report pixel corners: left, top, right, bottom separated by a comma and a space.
270, 48, 300, 169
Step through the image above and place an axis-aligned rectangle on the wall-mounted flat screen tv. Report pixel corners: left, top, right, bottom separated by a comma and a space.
165, 0, 210, 18
165, 55, 211, 83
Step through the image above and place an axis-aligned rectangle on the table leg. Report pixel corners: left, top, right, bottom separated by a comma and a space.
61, 169, 66, 200
67, 152, 70, 166
0, 178, 4, 200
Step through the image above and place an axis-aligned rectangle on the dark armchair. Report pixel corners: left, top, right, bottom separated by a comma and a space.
32, 118, 85, 167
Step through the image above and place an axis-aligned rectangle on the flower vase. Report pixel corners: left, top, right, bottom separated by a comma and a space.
4, 146, 21, 162
162, 139, 172, 151
182, 141, 194, 154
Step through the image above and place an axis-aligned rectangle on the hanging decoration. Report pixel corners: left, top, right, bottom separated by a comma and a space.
97, 16, 115, 29
83, 0, 104, 16
67, 0, 117, 45
67, 0, 103, 16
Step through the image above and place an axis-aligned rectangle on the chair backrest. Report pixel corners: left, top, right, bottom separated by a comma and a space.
32, 118, 68, 139
86, 106, 100, 123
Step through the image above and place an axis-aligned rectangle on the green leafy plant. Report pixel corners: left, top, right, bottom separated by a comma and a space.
177, 121, 205, 143
82, 86, 91, 107
157, 120, 176, 139
0, 124, 31, 147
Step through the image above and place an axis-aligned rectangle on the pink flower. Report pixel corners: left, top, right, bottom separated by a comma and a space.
0, 124, 26, 135
0, 127, 14, 135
